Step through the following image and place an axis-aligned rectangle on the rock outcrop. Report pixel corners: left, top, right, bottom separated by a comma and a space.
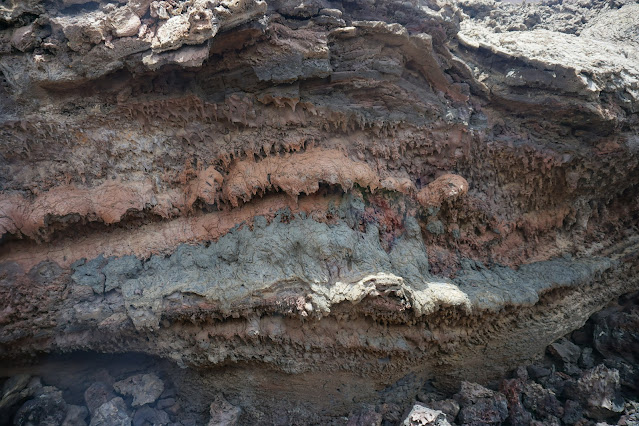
1, 0, 638, 422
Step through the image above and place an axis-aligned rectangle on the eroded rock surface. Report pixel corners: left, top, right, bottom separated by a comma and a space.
1, 0, 639, 422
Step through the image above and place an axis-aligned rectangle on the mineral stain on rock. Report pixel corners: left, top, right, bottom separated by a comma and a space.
1, 0, 639, 424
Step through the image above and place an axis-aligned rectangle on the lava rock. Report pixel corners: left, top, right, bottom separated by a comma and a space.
159, 388, 176, 399
426, 400, 460, 424
401, 404, 450, 426
618, 401, 639, 426
84, 382, 116, 415
563, 362, 583, 377
548, 338, 582, 365
537, 371, 574, 398
577, 365, 625, 420
416, 392, 460, 423
527, 365, 551, 380
132, 405, 170, 426
108, 6, 142, 38
89, 397, 131, 426
379, 403, 403, 424
10, 24, 37, 52
2, 375, 31, 398
208, 394, 241, 426
113, 374, 164, 407
522, 382, 564, 420
618, 413, 639, 426
454, 382, 508, 425
579, 347, 596, 370
347, 405, 382, 426
13, 387, 68, 426
0, 375, 34, 421
592, 300, 639, 364
603, 358, 639, 391
155, 398, 176, 410
562, 399, 583, 425
500, 377, 532, 426
571, 323, 593, 346
62, 404, 89, 426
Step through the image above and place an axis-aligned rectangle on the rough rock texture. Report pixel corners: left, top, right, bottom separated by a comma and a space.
1, 0, 639, 422
113, 373, 164, 407
0, 301, 637, 424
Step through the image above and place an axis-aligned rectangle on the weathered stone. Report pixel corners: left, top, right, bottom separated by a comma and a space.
401, 404, 450, 426
562, 399, 584, 426
593, 300, 639, 364
500, 377, 532, 426
522, 382, 564, 420
208, 394, 241, 426
454, 382, 508, 425
2, 375, 31, 398
113, 374, 164, 407
51, 10, 109, 53
89, 397, 132, 426
579, 348, 596, 370
84, 382, 116, 415
604, 358, 639, 391
527, 366, 552, 380
109, 7, 142, 38
128, 0, 153, 17
577, 365, 625, 420
13, 387, 68, 426
0, 0, 639, 423
62, 404, 89, 426
155, 398, 175, 410
548, 338, 582, 365
10, 25, 36, 52
347, 405, 382, 426
132, 405, 170, 426
424, 399, 460, 424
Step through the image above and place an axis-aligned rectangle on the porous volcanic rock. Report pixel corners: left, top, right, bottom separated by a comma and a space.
1, 0, 639, 422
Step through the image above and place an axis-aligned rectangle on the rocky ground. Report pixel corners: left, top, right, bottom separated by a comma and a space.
1, 0, 638, 423
1, 291, 638, 425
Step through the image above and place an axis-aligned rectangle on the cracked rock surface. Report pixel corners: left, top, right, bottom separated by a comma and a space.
1, 0, 638, 422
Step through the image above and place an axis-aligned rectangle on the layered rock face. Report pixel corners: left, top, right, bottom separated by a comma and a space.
1, 0, 638, 422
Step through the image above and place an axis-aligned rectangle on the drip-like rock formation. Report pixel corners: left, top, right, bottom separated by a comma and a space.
1, 0, 638, 423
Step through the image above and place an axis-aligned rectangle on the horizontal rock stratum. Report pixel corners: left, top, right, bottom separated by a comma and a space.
1, 0, 638, 422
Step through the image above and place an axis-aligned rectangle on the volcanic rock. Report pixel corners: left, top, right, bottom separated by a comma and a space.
402, 404, 451, 426
113, 374, 164, 407
0, 0, 639, 422
89, 397, 132, 426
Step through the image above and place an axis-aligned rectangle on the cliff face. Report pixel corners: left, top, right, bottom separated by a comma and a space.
0, 0, 638, 422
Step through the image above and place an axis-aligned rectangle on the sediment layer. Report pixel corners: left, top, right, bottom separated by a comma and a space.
1, 0, 638, 420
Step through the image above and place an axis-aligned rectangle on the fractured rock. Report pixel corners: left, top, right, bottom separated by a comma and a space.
548, 338, 582, 365
0, 0, 639, 422
346, 405, 382, 426
62, 404, 89, 426
13, 387, 68, 426
208, 394, 241, 426
577, 365, 625, 420
113, 374, 164, 407
454, 382, 508, 425
401, 404, 451, 426
132, 405, 170, 426
10, 25, 36, 52
500, 376, 532, 426
522, 382, 564, 421
108, 7, 143, 38
84, 382, 116, 415
2, 375, 31, 398
89, 397, 132, 426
